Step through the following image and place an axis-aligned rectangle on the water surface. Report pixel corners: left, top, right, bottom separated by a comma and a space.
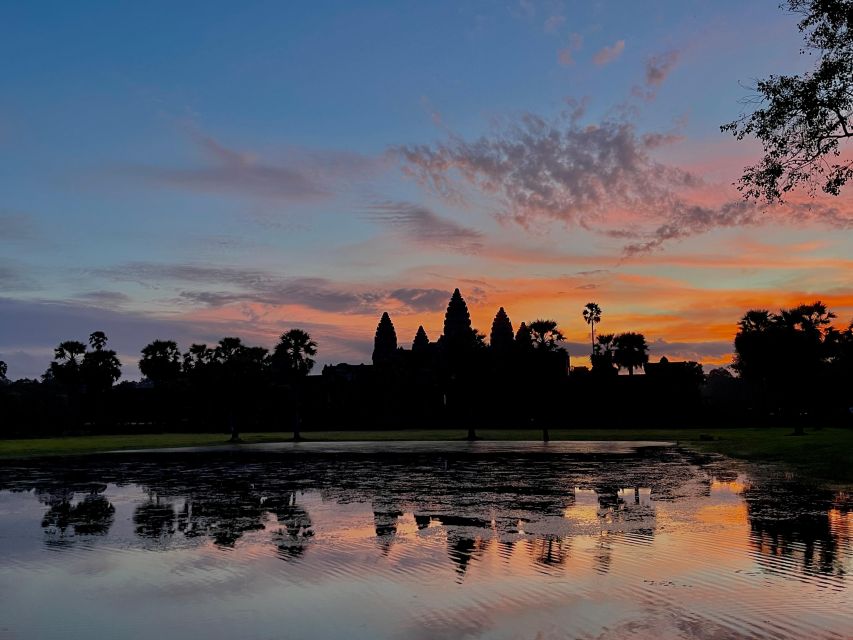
0, 442, 850, 639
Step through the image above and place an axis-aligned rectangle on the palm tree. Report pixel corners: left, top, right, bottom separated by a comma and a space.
582, 303, 602, 354
139, 340, 182, 385
612, 332, 649, 376
272, 329, 318, 378
592, 333, 616, 373
528, 319, 565, 350
88, 331, 108, 351
81, 333, 122, 392
47, 340, 87, 386
272, 329, 318, 441
54, 340, 86, 366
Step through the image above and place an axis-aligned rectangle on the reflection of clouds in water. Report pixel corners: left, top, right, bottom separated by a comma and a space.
0, 447, 851, 639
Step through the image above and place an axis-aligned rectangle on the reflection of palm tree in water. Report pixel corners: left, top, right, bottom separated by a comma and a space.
529, 535, 569, 567
133, 493, 177, 540
745, 485, 847, 578
39, 487, 115, 543
179, 484, 266, 547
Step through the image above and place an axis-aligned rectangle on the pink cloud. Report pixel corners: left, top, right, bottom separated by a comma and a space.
593, 39, 625, 66
557, 32, 583, 66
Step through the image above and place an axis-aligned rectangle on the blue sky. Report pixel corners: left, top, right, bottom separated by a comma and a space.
1, 1, 851, 379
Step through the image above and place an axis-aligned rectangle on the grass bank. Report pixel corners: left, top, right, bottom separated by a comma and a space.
2, 428, 851, 484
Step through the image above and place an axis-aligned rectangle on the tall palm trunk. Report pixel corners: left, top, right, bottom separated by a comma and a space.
228, 412, 240, 442
292, 412, 302, 441
590, 322, 595, 355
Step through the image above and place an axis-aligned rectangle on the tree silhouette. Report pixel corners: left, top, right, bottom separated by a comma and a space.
592, 333, 616, 374
528, 319, 565, 351
183, 343, 214, 372
139, 340, 181, 385
272, 329, 317, 379
613, 332, 649, 376
272, 329, 317, 440
583, 303, 602, 354
45, 340, 87, 386
0, 360, 7, 383
722, 0, 853, 201
81, 332, 121, 393
208, 337, 270, 441
734, 301, 839, 426
372, 312, 397, 366
490, 307, 514, 352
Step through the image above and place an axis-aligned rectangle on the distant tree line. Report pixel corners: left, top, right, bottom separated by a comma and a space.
1, 290, 851, 438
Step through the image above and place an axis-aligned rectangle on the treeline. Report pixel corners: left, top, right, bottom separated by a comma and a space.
732, 302, 853, 428
0, 329, 317, 439
0, 291, 851, 438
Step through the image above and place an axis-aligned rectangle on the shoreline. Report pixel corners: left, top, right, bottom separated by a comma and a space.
2, 427, 852, 486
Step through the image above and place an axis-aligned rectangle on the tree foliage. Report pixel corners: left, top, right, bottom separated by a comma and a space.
81, 332, 122, 392
582, 302, 602, 353
613, 332, 649, 376
139, 340, 182, 385
734, 302, 836, 378
723, 0, 853, 201
272, 329, 317, 379
527, 319, 565, 351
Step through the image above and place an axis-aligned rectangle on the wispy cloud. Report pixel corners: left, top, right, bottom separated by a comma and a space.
126, 131, 380, 202
93, 262, 454, 315
73, 290, 132, 307
395, 102, 853, 254
557, 32, 583, 66
645, 50, 680, 86
396, 109, 696, 232
593, 39, 625, 66
0, 264, 36, 292
0, 212, 39, 244
364, 201, 483, 251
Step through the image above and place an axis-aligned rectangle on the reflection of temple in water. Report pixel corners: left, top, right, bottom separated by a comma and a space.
5, 450, 850, 590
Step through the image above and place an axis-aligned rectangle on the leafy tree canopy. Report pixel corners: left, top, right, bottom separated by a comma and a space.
273, 329, 317, 379
612, 332, 649, 376
723, 0, 853, 201
528, 319, 565, 351
139, 340, 182, 385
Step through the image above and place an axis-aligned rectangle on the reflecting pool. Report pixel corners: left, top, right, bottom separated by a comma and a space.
0, 442, 851, 639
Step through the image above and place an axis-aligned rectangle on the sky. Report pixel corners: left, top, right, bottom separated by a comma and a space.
1, 0, 852, 380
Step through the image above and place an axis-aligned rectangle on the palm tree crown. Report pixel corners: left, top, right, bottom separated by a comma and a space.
582, 303, 602, 354
612, 332, 649, 376
273, 329, 318, 378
